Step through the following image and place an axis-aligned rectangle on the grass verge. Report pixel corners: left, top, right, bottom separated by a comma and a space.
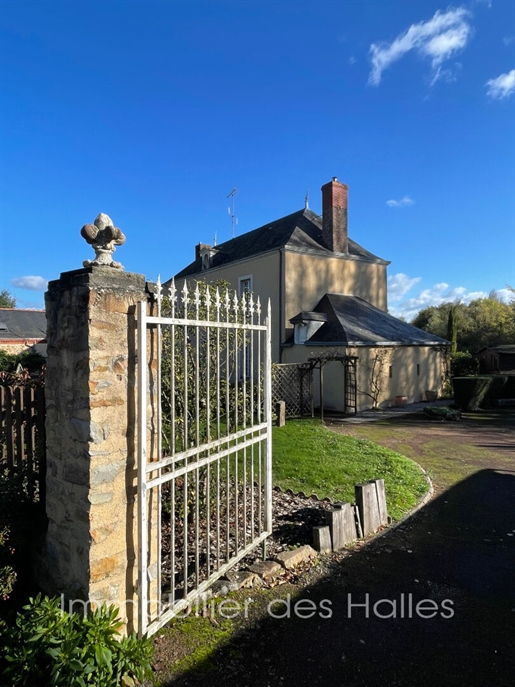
151, 418, 429, 684
273, 418, 428, 520
335, 409, 515, 491
152, 585, 300, 684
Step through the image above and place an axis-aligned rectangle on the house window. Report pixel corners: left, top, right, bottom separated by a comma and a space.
238, 275, 253, 379
294, 323, 308, 345
389, 365, 392, 378
416, 364, 420, 376
238, 275, 252, 296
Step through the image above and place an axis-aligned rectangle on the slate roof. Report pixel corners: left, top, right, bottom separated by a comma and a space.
290, 311, 329, 324
477, 345, 515, 354
0, 309, 47, 341
173, 208, 389, 279
294, 295, 449, 347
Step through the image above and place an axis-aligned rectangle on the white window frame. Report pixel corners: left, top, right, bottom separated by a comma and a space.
238, 275, 253, 379
238, 275, 253, 296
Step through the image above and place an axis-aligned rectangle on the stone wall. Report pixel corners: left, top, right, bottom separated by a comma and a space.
41, 266, 154, 633
0, 340, 44, 355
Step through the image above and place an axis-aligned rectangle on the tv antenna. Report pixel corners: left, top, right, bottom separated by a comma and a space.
227, 187, 238, 238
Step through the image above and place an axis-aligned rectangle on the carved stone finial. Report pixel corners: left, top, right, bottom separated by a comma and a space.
81, 213, 126, 269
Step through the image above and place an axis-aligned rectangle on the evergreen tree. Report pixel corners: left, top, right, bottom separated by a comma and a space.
446, 304, 458, 354
0, 290, 16, 308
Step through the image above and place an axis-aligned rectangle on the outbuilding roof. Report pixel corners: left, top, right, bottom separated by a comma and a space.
292, 294, 449, 347
477, 345, 515, 354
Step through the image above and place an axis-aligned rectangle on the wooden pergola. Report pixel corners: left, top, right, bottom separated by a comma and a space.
306, 355, 358, 420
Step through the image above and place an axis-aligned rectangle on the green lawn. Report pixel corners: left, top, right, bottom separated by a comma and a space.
151, 420, 429, 682
272, 419, 428, 520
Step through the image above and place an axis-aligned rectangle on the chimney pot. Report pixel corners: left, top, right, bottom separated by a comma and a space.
321, 178, 348, 254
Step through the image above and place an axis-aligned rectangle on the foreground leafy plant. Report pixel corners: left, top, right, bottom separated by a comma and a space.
0, 594, 153, 686
0, 463, 45, 606
0, 526, 16, 600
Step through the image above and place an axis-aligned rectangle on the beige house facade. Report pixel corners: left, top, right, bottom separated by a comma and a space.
170, 177, 449, 412
286, 345, 447, 411
283, 295, 448, 411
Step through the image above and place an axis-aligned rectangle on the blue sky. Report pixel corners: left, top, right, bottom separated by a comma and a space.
0, 0, 514, 320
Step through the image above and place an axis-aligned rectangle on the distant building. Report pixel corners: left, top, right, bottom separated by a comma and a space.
0, 308, 47, 356
477, 345, 515, 374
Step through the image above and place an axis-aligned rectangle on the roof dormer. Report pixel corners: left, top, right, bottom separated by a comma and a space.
290, 311, 329, 344
195, 243, 218, 271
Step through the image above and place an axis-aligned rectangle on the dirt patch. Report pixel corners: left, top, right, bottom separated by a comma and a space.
326, 409, 515, 495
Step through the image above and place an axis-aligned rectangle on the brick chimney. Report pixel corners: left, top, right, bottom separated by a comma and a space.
321, 177, 348, 253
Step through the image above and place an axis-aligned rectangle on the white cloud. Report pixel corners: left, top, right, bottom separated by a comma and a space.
368, 7, 472, 86
388, 281, 491, 320
495, 288, 514, 303
388, 278, 513, 320
503, 36, 515, 47
349, 56, 358, 65
386, 196, 415, 207
387, 273, 422, 302
485, 69, 515, 99
11, 276, 48, 291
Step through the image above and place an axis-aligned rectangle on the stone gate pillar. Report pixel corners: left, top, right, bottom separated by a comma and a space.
39, 215, 154, 634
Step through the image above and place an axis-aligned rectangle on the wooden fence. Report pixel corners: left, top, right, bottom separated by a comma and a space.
0, 381, 46, 503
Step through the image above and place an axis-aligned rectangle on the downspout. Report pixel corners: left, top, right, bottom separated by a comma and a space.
279, 248, 284, 362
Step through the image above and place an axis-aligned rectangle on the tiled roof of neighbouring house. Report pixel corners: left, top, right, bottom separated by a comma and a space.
172, 208, 389, 279
0, 309, 47, 340
298, 294, 449, 346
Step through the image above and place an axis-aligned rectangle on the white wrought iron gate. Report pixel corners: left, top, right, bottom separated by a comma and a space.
137, 279, 272, 636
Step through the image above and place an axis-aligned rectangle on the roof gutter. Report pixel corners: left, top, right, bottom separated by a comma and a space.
307, 341, 450, 347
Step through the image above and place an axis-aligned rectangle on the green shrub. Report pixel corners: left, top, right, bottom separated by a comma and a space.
0, 527, 16, 600
423, 406, 461, 421
479, 375, 515, 405
0, 594, 153, 686
0, 350, 45, 373
452, 376, 492, 411
483, 375, 508, 406
0, 465, 44, 603
0, 351, 18, 372
489, 375, 515, 399
504, 376, 515, 398
450, 352, 479, 377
